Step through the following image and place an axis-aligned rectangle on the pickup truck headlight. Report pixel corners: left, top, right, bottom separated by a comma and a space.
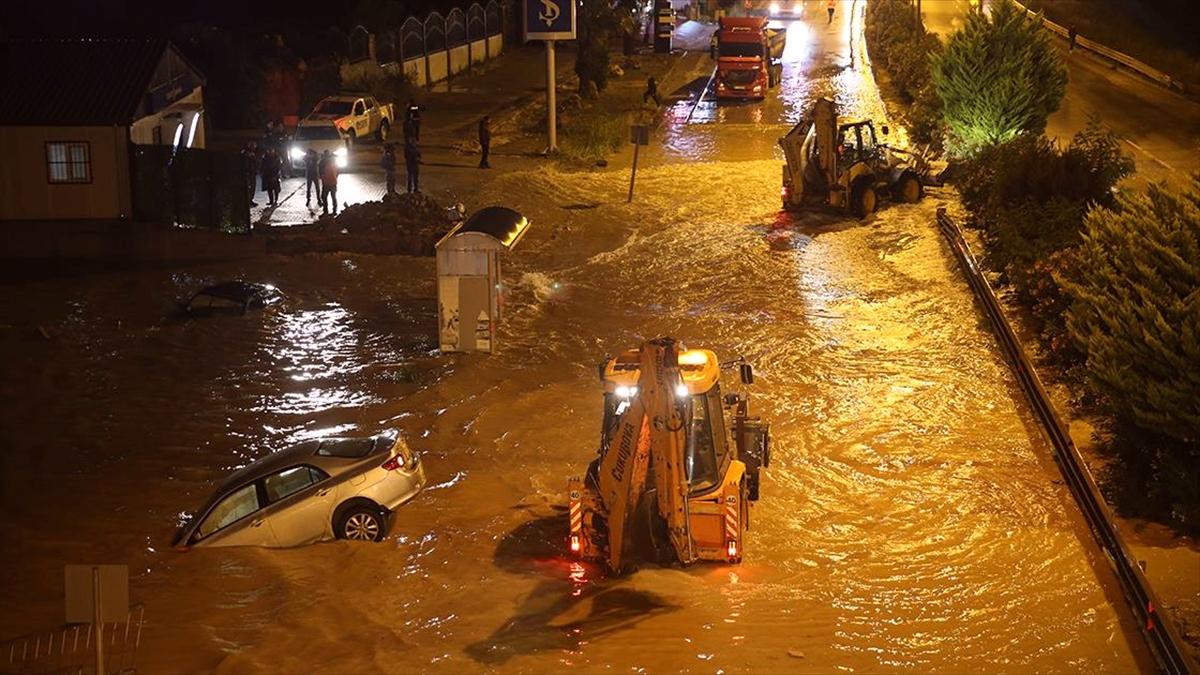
289, 147, 304, 161
334, 147, 347, 158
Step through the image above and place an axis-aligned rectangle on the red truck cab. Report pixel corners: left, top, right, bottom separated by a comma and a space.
714, 17, 785, 100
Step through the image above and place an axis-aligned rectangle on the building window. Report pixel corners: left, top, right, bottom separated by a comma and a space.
46, 142, 92, 184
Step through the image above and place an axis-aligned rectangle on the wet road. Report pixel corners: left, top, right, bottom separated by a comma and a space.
922, 0, 1200, 183
0, 4, 1153, 673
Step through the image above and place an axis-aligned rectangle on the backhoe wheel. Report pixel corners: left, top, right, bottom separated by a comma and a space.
851, 180, 877, 219
895, 173, 922, 203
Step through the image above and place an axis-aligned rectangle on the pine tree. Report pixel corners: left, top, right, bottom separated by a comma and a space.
931, 0, 1067, 156
1061, 174, 1200, 444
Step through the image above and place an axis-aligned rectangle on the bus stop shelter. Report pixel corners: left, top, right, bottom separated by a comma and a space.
435, 206, 530, 353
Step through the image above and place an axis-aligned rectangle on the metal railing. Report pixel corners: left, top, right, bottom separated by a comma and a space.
1, 605, 145, 675
935, 209, 1196, 675
1010, 0, 1182, 92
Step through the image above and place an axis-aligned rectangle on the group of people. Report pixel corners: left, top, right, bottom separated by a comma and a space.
240, 98, 497, 213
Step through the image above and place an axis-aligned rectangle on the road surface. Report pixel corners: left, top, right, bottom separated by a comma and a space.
0, 3, 1155, 672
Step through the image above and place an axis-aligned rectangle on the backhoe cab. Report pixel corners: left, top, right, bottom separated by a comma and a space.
780, 97, 938, 218
568, 338, 770, 573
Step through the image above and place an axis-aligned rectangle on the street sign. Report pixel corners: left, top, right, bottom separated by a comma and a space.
524, 0, 576, 40
630, 125, 650, 146
65, 564, 128, 623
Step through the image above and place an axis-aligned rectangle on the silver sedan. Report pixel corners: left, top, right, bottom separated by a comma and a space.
173, 432, 425, 549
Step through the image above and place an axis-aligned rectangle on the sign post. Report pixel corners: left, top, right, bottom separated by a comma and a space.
65, 564, 128, 675
524, 0, 576, 153
627, 125, 649, 202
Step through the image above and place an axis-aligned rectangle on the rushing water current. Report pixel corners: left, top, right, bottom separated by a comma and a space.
0, 7, 1152, 674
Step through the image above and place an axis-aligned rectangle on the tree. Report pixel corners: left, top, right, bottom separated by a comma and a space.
1062, 174, 1200, 444
575, 0, 638, 97
931, 0, 1066, 156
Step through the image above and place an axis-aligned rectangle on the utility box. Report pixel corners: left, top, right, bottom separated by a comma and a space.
436, 206, 530, 353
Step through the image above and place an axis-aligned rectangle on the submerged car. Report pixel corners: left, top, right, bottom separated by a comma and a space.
173, 431, 425, 550
182, 282, 283, 315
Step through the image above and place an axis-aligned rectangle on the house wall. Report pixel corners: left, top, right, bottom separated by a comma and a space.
0, 126, 131, 220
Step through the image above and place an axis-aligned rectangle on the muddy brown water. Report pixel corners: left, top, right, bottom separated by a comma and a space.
0, 9, 1154, 674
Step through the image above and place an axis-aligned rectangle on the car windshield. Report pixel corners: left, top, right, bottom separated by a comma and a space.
719, 42, 763, 58
315, 100, 353, 116
316, 438, 378, 458
296, 125, 343, 140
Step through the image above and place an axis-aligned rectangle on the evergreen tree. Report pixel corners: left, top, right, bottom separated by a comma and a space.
931, 0, 1066, 156
1062, 174, 1200, 444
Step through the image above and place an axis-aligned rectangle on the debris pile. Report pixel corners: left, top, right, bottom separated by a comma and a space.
267, 193, 459, 256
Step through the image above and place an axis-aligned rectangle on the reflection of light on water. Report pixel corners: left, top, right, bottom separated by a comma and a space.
270, 304, 361, 382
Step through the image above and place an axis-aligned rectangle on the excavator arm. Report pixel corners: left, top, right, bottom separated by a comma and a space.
594, 338, 693, 572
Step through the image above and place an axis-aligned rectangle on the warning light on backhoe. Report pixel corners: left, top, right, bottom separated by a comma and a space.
727, 540, 738, 559
570, 535, 581, 554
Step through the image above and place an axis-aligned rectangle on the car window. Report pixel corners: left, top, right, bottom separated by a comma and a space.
353, 101, 365, 115
263, 465, 328, 503
198, 483, 260, 537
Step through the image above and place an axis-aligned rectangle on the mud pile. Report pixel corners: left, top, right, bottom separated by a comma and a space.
267, 193, 457, 256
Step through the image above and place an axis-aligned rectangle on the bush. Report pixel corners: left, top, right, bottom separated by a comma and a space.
959, 120, 1133, 350
932, 0, 1067, 156
1061, 174, 1200, 444
864, 0, 945, 148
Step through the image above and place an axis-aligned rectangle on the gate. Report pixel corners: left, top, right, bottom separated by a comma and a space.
131, 145, 250, 233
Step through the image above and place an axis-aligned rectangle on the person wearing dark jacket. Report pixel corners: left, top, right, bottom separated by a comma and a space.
260, 147, 282, 206
319, 149, 339, 215
404, 99, 424, 141
404, 138, 422, 193
241, 141, 260, 206
478, 116, 491, 169
303, 148, 320, 207
381, 144, 398, 195
643, 77, 661, 106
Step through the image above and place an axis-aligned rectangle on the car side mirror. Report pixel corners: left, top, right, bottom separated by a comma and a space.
739, 363, 754, 385
881, 125, 890, 136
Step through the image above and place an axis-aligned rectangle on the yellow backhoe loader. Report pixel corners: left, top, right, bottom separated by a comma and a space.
567, 338, 770, 573
780, 97, 940, 218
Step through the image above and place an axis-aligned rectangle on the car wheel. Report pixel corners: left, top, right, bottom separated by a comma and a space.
377, 120, 390, 142
336, 504, 386, 542
851, 179, 877, 219
895, 173, 922, 203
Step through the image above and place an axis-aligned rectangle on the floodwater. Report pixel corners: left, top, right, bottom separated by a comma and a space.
0, 5, 1153, 674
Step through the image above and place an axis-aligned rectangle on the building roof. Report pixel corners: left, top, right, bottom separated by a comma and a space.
437, 206, 531, 250
0, 38, 203, 126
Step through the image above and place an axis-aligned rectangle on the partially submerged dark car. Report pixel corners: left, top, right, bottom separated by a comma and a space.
182, 282, 283, 315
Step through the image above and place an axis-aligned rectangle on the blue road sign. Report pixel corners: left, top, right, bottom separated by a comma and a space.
524, 0, 576, 40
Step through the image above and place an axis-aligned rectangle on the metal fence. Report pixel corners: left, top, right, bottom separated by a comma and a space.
1, 605, 145, 675
131, 145, 250, 233
384, 0, 504, 64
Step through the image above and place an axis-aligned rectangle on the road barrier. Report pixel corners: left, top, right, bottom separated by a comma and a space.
935, 209, 1196, 675
1009, 0, 1183, 92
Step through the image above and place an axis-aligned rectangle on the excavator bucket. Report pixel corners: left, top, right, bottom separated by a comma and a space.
642, 340, 694, 565
595, 392, 651, 572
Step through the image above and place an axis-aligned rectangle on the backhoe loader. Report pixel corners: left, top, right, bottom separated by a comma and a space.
567, 338, 770, 573
780, 97, 939, 218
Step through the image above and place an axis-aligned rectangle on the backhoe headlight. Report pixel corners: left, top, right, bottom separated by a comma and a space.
615, 385, 638, 398
674, 384, 689, 398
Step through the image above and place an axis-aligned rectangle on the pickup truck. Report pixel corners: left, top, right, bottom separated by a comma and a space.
305, 94, 395, 144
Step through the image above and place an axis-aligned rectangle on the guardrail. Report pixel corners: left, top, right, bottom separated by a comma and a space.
1010, 0, 1183, 92
935, 209, 1196, 675
1, 604, 146, 675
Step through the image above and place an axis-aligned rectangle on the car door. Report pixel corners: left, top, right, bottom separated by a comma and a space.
353, 99, 368, 136
258, 465, 337, 546
193, 483, 276, 547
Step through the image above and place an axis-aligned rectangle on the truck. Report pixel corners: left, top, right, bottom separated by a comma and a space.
780, 97, 937, 218
714, 17, 786, 100
568, 338, 771, 573
305, 94, 395, 145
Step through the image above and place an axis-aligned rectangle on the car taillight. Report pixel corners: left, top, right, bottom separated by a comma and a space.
381, 456, 402, 471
